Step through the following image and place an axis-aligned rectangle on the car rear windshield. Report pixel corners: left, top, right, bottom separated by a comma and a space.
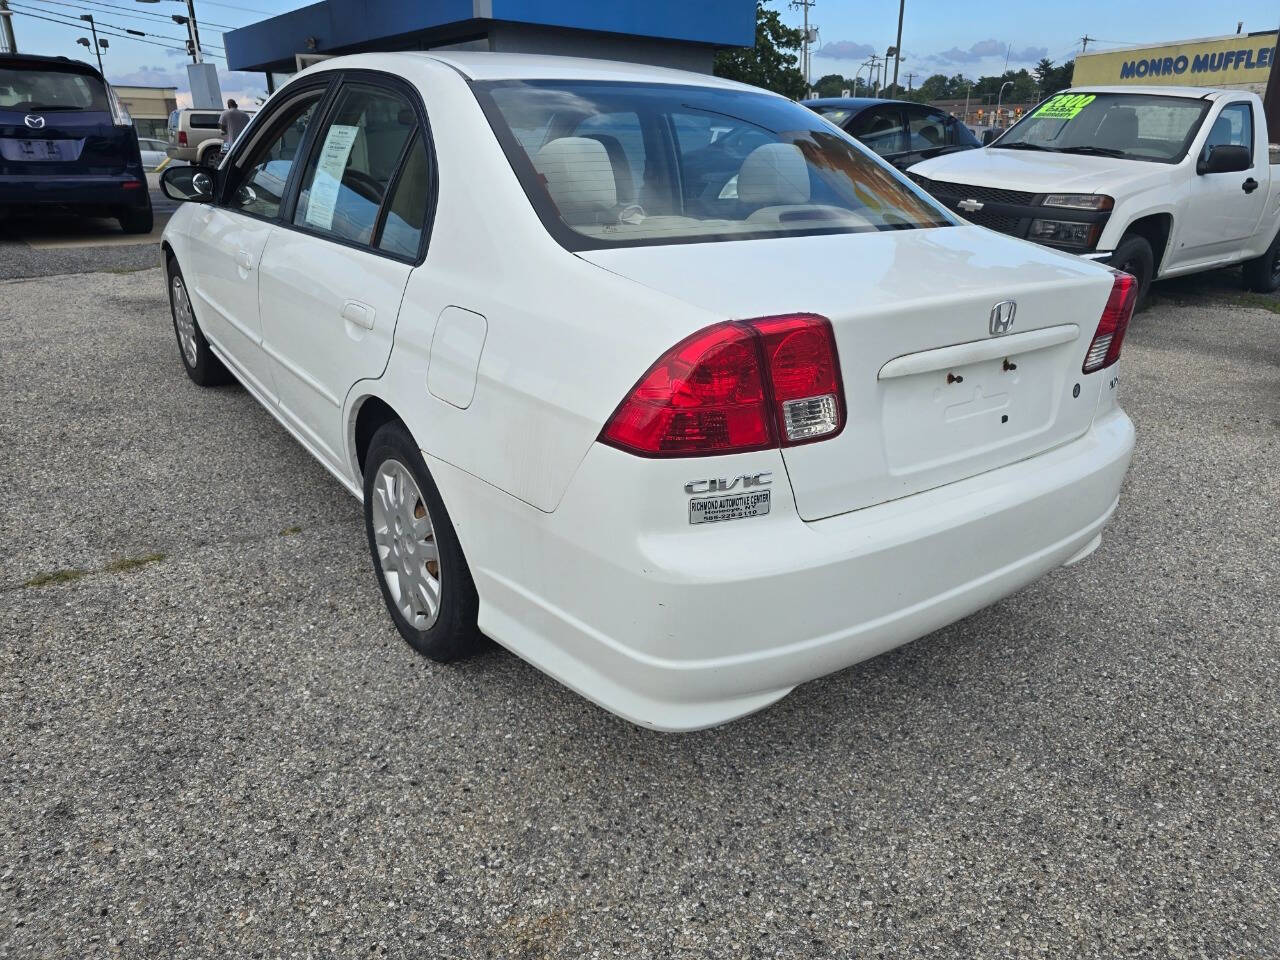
474, 80, 952, 249
994, 92, 1210, 163
0, 65, 108, 112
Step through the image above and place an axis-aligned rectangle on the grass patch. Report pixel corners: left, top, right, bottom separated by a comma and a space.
1233, 293, 1280, 314
279, 525, 302, 536
23, 568, 89, 588
104, 552, 166, 573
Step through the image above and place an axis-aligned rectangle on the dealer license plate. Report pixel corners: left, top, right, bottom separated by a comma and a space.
688, 490, 771, 525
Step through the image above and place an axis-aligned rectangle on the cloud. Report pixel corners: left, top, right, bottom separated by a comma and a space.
816, 40, 876, 61
930, 39, 1048, 65
108, 64, 269, 106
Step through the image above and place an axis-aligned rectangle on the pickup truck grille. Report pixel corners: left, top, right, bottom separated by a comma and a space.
964, 210, 1022, 235
911, 176, 1038, 206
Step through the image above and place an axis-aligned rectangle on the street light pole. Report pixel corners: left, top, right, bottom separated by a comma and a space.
995, 80, 1013, 128
0, 0, 17, 54
136, 0, 202, 63
891, 0, 905, 92
79, 15, 105, 74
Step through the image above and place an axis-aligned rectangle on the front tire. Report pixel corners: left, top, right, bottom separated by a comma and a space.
1109, 234, 1155, 311
363, 422, 481, 662
166, 258, 231, 386
1242, 229, 1280, 292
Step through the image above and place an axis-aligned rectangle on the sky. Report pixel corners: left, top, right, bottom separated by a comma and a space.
7, 0, 1280, 105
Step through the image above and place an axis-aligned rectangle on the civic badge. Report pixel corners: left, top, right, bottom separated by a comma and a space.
989, 300, 1017, 336
958, 198, 984, 213
24, 115, 46, 129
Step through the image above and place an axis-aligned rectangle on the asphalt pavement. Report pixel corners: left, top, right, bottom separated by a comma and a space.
1, 254, 1278, 958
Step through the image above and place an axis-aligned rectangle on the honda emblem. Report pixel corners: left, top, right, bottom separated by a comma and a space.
989, 300, 1017, 336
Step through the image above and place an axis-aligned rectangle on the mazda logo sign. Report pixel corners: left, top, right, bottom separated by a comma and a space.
24, 115, 46, 129
989, 300, 1017, 336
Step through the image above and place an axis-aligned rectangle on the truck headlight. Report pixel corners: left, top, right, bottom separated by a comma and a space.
1041, 193, 1114, 211
1029, 219, 1102, 249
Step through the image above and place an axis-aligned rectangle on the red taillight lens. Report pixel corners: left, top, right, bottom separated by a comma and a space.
178, 131, 188, 146
1082, 269, 1137, 374
600, 314, 844, 457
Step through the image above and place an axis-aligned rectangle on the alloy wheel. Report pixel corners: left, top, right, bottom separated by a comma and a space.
171, 275, 199, 368
371, 458, 442, 631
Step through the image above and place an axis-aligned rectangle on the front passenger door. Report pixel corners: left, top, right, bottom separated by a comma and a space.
256, 77, 432, 475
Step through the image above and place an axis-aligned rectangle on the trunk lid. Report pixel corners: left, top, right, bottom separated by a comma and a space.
0, 107, 127, 176
581, 225, 1115, 521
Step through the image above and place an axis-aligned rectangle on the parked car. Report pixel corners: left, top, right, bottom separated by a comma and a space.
908, 86, 1280, 306
806, 97, 982, 169
160, 52, 1135, 730
137, 136, 168, 170
0, 53, 152, 233
166, 106, 255, 167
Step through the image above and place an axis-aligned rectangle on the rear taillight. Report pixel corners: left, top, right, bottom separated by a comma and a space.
178, 131, 188, 147
1082, 269, 1138, 374
600, 314, 844, 457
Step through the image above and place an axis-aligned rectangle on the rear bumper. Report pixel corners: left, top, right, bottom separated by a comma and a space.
0, 173, 149, 209
435, 407, 1136, 731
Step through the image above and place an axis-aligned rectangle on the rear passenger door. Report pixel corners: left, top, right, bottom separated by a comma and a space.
256, 74, 433, 474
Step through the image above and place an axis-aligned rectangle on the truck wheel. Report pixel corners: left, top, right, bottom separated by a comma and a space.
1110, 234, 1154, 311
1242, 230, 1280, 292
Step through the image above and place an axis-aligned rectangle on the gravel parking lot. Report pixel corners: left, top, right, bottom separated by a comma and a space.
2, 261, 1278, 958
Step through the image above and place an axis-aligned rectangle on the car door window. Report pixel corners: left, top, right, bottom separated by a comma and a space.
848, 107, 906, 157
376, 132, 430, 258
1202, 102, 1252, 164
226, 90, 325, 220
904, 107, 949, 151
293, 84, 418, 246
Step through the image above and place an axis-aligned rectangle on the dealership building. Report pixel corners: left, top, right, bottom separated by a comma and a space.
1073, 31, 1278, 94
224, 0, 755, 89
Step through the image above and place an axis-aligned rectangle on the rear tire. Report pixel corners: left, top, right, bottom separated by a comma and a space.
118, 204, 153, 235
363, 422, 481, 662
1109, 234, 1154, 312
166, 258, 231, 386
1242, 229, 1280, 292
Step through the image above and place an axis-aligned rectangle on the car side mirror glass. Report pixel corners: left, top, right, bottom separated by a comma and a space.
161, 165, 215, 203
1197, 143, 1251, 175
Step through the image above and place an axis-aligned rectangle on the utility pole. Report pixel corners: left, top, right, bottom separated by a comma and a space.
790, 0, 816, 90
891, 0, 905, 92
79, 14, 105, 74
1079, 35, 1094, 53
904, 71, 916, 92
0, 0, 18, 54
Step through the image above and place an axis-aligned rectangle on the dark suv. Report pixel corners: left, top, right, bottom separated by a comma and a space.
0, 53, 153, 233
805, 98, 981, 171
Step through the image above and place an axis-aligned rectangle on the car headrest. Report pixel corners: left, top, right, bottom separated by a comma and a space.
1095, 107, 1139, 149
533, 137, 617, 223
738, 143, 810, 206
1207, 114, 1234, 147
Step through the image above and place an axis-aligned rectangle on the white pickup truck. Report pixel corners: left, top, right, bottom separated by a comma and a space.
908, 86, 1280, 305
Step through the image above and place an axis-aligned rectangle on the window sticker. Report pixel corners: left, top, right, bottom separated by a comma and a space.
1034, 94, 1096, 120
304, 123, 360, 231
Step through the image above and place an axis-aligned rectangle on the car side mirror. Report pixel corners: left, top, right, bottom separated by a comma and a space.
981, 129, 998, 146
161, 165, 215, 203
1197, 143, 1251, 175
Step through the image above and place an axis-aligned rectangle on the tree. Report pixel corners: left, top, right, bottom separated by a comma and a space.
813, 72, 850, 98
714, 0, 807, 100
1034, 57, 1055, 94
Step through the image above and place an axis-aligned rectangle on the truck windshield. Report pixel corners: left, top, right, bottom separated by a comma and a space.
0, 65, 109, 112
994, 92, 1210, 163
474, 80, 952, 249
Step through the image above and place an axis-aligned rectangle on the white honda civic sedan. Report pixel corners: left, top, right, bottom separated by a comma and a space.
159, 52, 1136, 730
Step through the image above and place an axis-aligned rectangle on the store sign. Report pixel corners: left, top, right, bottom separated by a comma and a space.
1119, 45, 1275, 80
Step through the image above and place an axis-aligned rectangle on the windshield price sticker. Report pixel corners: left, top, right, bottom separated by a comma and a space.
1034, 94, 1096, 120
689, 490, 771, 525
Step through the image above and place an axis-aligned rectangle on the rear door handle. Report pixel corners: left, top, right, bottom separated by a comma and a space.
235, 249, 254, 270
342, 300, 374, 330
1243, 177, 1259, 194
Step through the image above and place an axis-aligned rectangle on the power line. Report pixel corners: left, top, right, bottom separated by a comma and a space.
22, 0, 224, 47
8, 5, 223, 58
27, 0, 236, 31
193, 0, 270, 13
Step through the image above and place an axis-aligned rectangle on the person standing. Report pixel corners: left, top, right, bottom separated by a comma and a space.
218, 98, 250, 147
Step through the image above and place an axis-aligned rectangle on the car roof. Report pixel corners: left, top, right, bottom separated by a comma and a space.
805, 97, 924, 110
1065, 85, 1220, 98
305, 50, 768, 94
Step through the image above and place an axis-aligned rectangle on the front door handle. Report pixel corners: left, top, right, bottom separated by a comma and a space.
235, 249, 254, 270
1243, 177, 1259, 194
342, 300, 374, 331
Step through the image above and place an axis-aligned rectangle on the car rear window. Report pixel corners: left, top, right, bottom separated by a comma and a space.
474, 80, 952, 250
0, 65, 109, 112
